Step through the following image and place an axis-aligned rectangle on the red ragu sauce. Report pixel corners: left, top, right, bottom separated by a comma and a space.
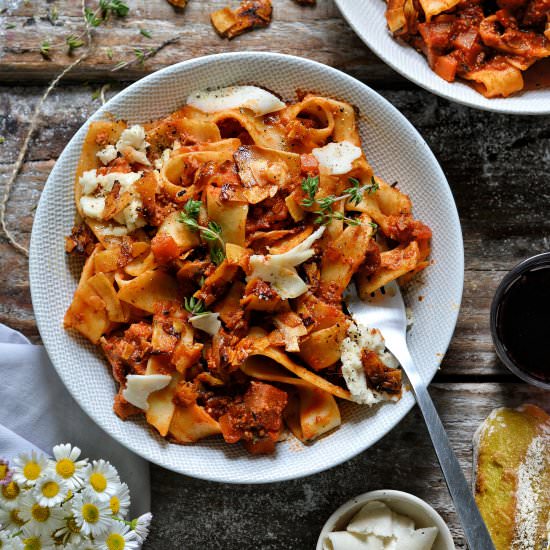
523, 58, 550, 91
495, 266, 550, 384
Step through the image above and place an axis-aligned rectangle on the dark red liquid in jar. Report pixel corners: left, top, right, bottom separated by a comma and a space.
496, 266, 550, 382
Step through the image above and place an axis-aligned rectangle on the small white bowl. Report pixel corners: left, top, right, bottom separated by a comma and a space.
317, 490, 455, 550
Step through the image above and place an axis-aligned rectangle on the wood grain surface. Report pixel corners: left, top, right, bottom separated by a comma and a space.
1, 1, 549, 548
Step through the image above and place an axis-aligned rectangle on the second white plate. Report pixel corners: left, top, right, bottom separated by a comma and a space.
335, 0, 550, 115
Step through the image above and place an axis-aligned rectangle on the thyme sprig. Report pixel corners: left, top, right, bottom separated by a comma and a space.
184, 297, 208, 316
300, 175, 379, 226
39, 0, 129, 56
178, 200, 226, 265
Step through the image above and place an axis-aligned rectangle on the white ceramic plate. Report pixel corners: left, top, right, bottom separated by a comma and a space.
29, 52, 463, 483
335, 0, 550, 115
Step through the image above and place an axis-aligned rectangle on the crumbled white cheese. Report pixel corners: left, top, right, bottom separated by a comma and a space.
347, 501, 393, 538
115, 124, 150, 166
154, 148, 171, 170
189, 312, 221, 336
325, 500, 438, 550
122, 374, 171, 411
340, 322, 399, 405
247, 226, 325, 300
96, 144, 118, 165
187, 86, 286, 116
79, 196, 106, 220
97, 224, 129, 237
78, 169, 145, 230
312, 141, 362, 175
324, 532, 382, 550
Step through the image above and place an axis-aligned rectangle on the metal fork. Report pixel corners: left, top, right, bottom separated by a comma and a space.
344, 281, 495, 550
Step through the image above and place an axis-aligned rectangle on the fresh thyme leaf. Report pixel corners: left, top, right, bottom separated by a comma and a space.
300, 175, 319, 208
84, 7, 102, 27
100, 0, 130, 17
106, 47, 113, 59
210, 245, 225, 266
91, 88, 102, 101
140, 28, 152, 38
198, 275, 206, 287
40, 40, 51, 57
202, 221, 222, 242
184, 296, 207, 315
5, 23, 16, 29
134, 48, 145, 65
66, 34, 84, 51
183, 199, 202, 219
48, 5, 58, 23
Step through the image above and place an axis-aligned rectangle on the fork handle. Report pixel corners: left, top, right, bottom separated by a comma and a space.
396, 348, 495, 550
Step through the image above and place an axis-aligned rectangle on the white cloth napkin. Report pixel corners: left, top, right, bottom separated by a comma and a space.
0, 324, 150, 516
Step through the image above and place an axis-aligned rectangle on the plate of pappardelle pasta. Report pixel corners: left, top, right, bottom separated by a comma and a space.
335, 0, 550, 115
30, 53, 463, 483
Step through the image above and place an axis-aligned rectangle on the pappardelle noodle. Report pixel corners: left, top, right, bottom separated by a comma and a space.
64, 86, 432, 454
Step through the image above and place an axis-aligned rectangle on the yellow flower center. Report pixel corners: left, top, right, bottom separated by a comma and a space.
41, 481, 60, 499
106, 533, 126, 550
23, 461, 41, 481
81, 503, 100, 524
2, 481, 19, 500
23, 537, 41, 550
10, 508, 25, 526
0, 464, 8, 481
67, 516, 81, 534
89, 472, 107, 492
56, 458, 76, 478
31, 503, 50, 523
110, 495, 120, 514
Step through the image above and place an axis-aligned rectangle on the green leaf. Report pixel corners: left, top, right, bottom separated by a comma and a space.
183, 199, 202, 220
5, 23, 16, 29
184, 296, 206, 315
66, 34, 84, 51
100, 0, 130, 17
106, 47, 113, 59
140, 28, 152, 38
210, 245, 225, 266
84, 7, 102, 27
40, 40, 51, 57
0, 137, 5, 144
133, 48, 145, 65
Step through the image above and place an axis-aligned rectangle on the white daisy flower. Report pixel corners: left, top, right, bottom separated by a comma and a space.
108, 483, 130, 519
20, 523, 56, 550
97, 521, 139, 550
11, 452, 49, 487
53, 511, 84, 546
65, 540, 99, 550
33, 472, 70, 508
72, 490, 113, 537
82, 460, 121, 502
0, 459, 12, 486
132, 512, 152, 543
0, 481, 21, 509
51, 444, 88, 490
1, 532, 24, 550
0, 503, 27, 533
18, 492, 64, 536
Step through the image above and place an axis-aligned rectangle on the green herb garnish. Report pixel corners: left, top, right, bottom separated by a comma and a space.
184, 297, 207, 316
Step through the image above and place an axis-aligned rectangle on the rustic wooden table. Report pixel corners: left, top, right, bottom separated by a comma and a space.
1, 1, 549, 548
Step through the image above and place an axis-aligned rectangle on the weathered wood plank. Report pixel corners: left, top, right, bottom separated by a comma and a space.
1, 85, 548, 379
147, 383, 549, 549
0, 0, 400, 84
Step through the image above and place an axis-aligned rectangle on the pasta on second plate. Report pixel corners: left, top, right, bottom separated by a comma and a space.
386, 0, 550, 98
64, 85, 431, 454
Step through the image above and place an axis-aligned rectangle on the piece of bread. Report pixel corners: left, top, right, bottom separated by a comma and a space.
473, 404, 549, 550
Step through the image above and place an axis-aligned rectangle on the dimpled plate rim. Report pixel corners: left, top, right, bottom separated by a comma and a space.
335, 0, 550, 116
29, 52, 464, 483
